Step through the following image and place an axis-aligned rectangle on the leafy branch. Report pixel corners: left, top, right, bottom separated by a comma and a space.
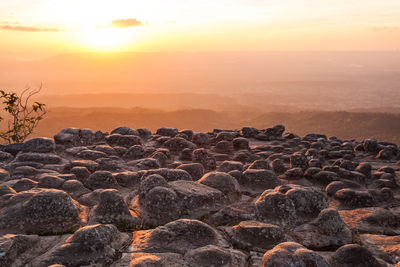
0, 85, 47, 144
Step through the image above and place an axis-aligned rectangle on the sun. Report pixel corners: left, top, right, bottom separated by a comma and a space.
82, 27, 130, 51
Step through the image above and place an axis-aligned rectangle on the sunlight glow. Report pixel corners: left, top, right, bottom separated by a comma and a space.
82, 27, 131, 51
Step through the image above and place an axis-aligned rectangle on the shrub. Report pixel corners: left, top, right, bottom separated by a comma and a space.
0, 86, 46, 144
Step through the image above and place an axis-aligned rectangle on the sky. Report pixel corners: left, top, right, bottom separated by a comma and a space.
0, 0, 399, 58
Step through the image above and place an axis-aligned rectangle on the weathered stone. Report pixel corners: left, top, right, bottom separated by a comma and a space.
85, 170, 119, 190
198, 171, 241, 201
261, 242, 329, 267
22, 137, 55, 153
329, 244, 382, 267
232, 220, 287, 251
0, 188, 85, 234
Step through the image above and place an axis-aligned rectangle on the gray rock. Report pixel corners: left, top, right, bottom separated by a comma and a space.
176, 163, 204, 180
85, 170, 119, 190
255, 191, 296, 227
193, 148, 217, 170
106, 134, 142, 148
232, 220, 287, 251
198, 171, 241, 201
0, 234, 40, 266
42, 224, 131, 266
0, 188, 85, 234
184, 245, 247, 267
261, 242, 329, 267
22, 137, 55, 153
329, 244, 382, 267
241, 169, 281, 193
293, 209, 352, 250
111, 126, 139, 136
156, 127, 178, 137
90, 189, 140, 230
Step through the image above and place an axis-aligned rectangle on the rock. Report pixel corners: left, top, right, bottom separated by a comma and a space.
106, 134, 142, 148
184, 245, 247, 267
0, 188, 85, 234
70, 166, 91, 183
232, 220, 287, 251
329, 244, 382, 267
144, 168, 192, 182
42, 224, 130, 266
116, 252, 186, 267
198, 171, 241, 201
283, 167, 304, 180
176, 163, 204, 180
77, 149, 108, 160
90, 189, 140, 230
293, 209, 352, 250
232, 137, 249, 150
290, 152, 308, 170
37, 175, 65, 189
11, 178, 37, 192
356, 162, 372, 179
364, 139, 379, 154
286, 187, 329, 218
61, 179, 91, 198
335, 188, 375, 208
137, 128, 152, 137
192, 132, 211, 146
111, 126, 138, 136
179, 148, 193, 161
247, 159, 271, 170
214, 140, 233, 153
339, 207, 400, 235
360, 234, 400, 265
261, 242, 329, 267
255, 191, 296, 227
22, 137, 55, 153
132, 219, 225, 254
193, 148, 217, 170
241, 126, 258, 138
271, 158, 286, 175
85, 170, 119, 190
15, 152, 62, 164
216, 131, 236, 141
0, 234, 40, 266
123, 145, 145, 160
54, 128, 95, 147
68, 160, 99, 172
164, 137, 196, 152
218, 161, 244, 172
312, 170, 340, 185
156, 127, 178, 137
241, 169, 281, 193
0, 151, 13, 162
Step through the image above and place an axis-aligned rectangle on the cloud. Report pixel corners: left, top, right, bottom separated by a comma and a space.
370, 26, 399, 32
0, 24, 61, 32
110, 18, 143, 28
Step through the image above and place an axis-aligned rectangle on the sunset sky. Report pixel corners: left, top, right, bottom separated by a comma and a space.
1, 0, 399, 58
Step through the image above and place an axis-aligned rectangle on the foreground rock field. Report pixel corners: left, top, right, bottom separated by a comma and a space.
0, 125, 399, 266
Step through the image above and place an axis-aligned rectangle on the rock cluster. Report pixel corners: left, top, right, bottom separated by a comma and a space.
0, 126, 399, 266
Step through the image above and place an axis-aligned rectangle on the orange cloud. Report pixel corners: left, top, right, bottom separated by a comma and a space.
110, 18, 143, 28
0, 24, 61, 32
370, 26, 399, 32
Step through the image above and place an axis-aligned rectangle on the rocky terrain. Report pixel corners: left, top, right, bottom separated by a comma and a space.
0, 125, 399, 266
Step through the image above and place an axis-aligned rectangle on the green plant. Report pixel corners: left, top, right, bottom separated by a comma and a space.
0, 86, 46, 144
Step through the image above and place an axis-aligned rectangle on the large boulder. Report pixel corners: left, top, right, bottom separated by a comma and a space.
40, 224, 131, 266
85, 170, 119, 190
329, 244, 383, 267
0, 188, 85, 234
54, 128, 95, 147
131, 219, 226, 254
0, 234, 40, 266
293, 209, 352, 250
255, 191, 296, 227
106, 134, 142, 148
193, 148, 217, 170
184, 245, 247, 267
22, 137, 55, 153
198, 171, 241, 201
232, 220, 287, 252
262, 242, 329, 267
89, 189, 140, 230
241, 169, 281, 193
